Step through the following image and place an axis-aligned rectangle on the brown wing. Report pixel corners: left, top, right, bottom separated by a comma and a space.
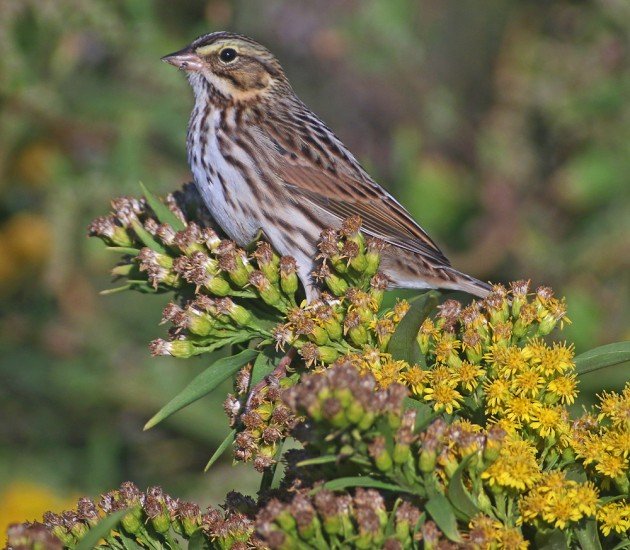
254, 124, 451, 267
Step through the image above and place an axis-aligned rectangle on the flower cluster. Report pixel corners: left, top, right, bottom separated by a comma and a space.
273, 217, 407, 367
256, 488, 423, 549
51, 183, 629, 549
89, 184, 300, 360
518, 471, 598, 529
225, 363, 299, 472
6, 481, 259, 550
570, 386, 630, 490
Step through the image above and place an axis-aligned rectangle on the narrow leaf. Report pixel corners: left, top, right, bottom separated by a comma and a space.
425, 494, 461, 542
575, 519, 602, 550
259, 439, 285, 492
188, 529, 212, 549
204, 429, 237, 472
250, 350, 278, 388
105, 246, 140, 256
387, 291, 440, 365
322, 477, 413, 494
131, 219, 165, 253
534, 528, 568, 549
117, 531, 143, 550
75, 509, 129, 550
574, 341, 630, 376
140, 181, 186, 231
297, 455, 340, 467
403, 397, 436, 430
447, 455, 480, 520
144, 348, 258, 430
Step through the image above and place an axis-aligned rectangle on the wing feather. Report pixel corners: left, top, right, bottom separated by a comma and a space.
252, 122, 451, 267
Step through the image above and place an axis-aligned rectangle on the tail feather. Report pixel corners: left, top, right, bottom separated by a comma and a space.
443, 268, 492, 298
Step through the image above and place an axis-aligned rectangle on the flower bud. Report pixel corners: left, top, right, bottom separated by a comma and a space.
206, 274, 232, 296
253, 242, 279, 283
369, 436, 393, 472
279, 256, 299, 296
249, 270, 283, 307
357, 411, 376, 431
308, 325, 330, 346
121, 508, 143, 535
365, 238, 386, 276
419, 449, 437, 473
393, 443, 411, 465
88, 215, 134, 247
149, 338, 195, 358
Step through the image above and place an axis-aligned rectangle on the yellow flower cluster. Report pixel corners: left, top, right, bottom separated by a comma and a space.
481, 437, 542, 492
481, 341, 577, 444
467, 515, 529, 549
518, 471, 598, 529
570, 385, 630, 486
596, 500, 630, 536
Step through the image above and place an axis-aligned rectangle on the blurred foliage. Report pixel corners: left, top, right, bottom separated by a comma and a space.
0, 0, 628, 518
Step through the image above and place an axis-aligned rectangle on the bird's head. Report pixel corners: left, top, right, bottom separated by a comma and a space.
162, 32, 290, 105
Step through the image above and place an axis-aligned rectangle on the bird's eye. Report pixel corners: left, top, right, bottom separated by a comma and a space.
219, 48, 237, 63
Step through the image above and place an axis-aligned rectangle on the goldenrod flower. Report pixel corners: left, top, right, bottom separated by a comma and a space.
456, 361, 485, 392
594, 452, 627, 479
424, 382, 463, 414
505, 397, 539, 423
598, 386, 630, 427
597, 501, 630, 537
529, 405, 563, 439
430, 364, 459, 386
481, 438, 541, 491
484, 378, 511, 413
398, 365, 429, 395
546, 374, 578, 405
513, 369, 544, 398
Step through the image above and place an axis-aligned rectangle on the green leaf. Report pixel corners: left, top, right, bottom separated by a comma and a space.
117, 531, 144, 550
140, 181, 186, 231
425, 494, 461, 543
250, 349, 278, 388
297, 455, 340, 467
322, 477, 414, 494
105, 246, 139, 255
403, 397, 436, 430
259, 439, 285, 492
75, 508, 129, 550
447, 455, 480, 520
387, 291, 440, 365
131, 219, 166, 253
575, 519, 603, 550
204, 429, 237, 472
534, 528, 568, 549
144, 348, 258, 430
574, 341, 630, 376
188, 530, 211, 549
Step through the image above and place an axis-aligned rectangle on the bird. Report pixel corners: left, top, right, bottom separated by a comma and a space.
162, 31, 491, 301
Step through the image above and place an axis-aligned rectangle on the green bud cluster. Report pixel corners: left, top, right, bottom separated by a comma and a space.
226, 365, 298, 471
256, 488, 423, 550
89, 185, 305, 359
19, 482, 257, 550
283, 365, 507, 522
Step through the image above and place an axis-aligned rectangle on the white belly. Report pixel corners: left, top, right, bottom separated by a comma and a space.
188, 109, 260, 246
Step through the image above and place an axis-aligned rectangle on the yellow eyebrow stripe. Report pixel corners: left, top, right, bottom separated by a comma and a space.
196, 42, 241, 56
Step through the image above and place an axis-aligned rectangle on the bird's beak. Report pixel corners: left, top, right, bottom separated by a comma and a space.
161, 46, 203, 71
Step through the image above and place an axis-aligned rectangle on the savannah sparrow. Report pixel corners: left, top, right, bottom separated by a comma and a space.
163, 31, 491, 300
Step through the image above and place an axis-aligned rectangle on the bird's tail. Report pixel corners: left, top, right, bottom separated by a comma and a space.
443, 268, 492, 298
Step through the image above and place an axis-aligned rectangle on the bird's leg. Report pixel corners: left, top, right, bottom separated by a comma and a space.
246, 347, 297, 410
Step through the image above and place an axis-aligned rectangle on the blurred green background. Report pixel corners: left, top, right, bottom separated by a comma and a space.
1, 0, 628, 530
